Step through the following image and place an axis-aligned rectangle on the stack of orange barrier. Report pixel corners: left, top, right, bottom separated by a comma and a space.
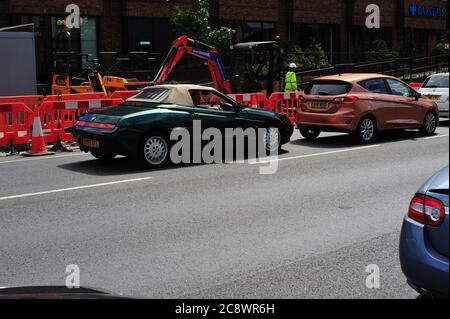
38, 99, 123, 144
409, 82, 422, 91
227, 93, 270, 110
0, 95, 125, 154
0, 103, 34, 151
1, 89, 305, 154
109, 90, 139, 100
227, 92, 300, 123
269, 92, 300, 123
44, 92, 106, 102
0, 96, 44, 111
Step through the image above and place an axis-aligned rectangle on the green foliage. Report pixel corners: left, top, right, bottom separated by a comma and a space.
281, 40, 330, 69
204, 27, 236, 52
171, 0, 235, 51
431, 42, 448, 56
306, 40, 330, 69
366, 39, 398, 61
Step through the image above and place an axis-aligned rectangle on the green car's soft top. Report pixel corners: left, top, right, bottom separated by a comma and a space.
128, 84, 217, 107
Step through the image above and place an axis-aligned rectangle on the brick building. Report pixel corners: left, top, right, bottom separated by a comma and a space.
0, 0, 448, 83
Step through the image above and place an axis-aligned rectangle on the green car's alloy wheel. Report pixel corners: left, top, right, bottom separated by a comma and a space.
141, 134, 169, 167
263, 126, 282, 153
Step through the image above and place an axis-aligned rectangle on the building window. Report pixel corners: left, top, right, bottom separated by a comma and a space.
290, 24, 340, 65
126, 17, 173, 67
222, 21, 276, 43
242, 22, 276, 42
348, 27, 392, 62
127, 18, 173, 53
398, 29, 429, 57
50, 16, 98, 68
80, 17, 98, 69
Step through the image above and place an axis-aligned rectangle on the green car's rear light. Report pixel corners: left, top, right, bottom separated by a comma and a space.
75, 120, 116, 130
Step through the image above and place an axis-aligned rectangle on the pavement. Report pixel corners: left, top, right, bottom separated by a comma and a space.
0, 121, 448, 299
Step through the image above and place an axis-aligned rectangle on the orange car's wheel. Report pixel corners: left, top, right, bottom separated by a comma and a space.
355, 116, 377, 143
419, 111, 438, 136
299, 128, 321, 140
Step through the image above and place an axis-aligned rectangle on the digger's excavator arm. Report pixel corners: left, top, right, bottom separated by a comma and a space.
153, 36, 232, 94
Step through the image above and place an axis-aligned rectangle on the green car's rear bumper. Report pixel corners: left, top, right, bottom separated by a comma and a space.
72, 125, 141, 158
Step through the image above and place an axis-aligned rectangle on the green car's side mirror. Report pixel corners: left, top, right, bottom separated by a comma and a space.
234, 103, 244, 113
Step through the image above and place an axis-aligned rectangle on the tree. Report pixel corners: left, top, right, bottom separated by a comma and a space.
366, 39, 398, 61
305, 40, 330, 69
431, 42, 449, 56
171, 0, 235, 52
281, 40, 330, 69
423, 32, 448, 56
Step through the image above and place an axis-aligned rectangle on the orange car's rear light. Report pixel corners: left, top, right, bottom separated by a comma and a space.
408, 194, 445, 227
332, 96, 359, 105
75, 120, 116, 130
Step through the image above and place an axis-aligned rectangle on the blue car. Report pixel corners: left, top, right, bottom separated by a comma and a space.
400, 166, 449, 299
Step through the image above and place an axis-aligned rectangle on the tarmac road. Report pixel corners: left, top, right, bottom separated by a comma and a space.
0, 122, 448, 298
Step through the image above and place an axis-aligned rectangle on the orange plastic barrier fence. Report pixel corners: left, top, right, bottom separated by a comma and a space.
409, 82, 422, 90
44, 92, 106, 102
1, 90, 302, 151
37, 99, 123, 143
109, 90, 139, 100
269, 92, 300, 123
0, 103, 33, 147
227, 93, 270, 110
0, 95, 44, 111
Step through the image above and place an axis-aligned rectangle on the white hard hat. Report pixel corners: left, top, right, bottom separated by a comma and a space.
289, 63, 297, 68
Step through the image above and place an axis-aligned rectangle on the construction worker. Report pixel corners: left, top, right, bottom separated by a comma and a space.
285, 63, 298, 92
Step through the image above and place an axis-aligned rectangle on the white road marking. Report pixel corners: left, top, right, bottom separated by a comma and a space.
250, 145, 381, 164
0, 177, 152, 202
424, 134, 449, 140
0, 152, 89, 165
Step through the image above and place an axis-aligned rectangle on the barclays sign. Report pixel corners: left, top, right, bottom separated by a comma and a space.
409, 4, 447, 18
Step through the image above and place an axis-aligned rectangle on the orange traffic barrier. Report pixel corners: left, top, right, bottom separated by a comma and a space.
109, 90, 139, 100
269, 92, 300, 123
0, 103, 34, 154
227, 93, 270, 110
44, 92, 106, 102
37, 98, 123, 144
0, 95, 44, 111
409, 82, 422, 90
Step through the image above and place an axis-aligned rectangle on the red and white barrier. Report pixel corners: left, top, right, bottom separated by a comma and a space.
44, 92, 106, 102
0, 103, 33, 148
37, 98, 123, 144
110, 90, 139, 100
227, 93, 270, 110
0, 95, 44, 111
269, 92, 301, 123
1, 89, 304, 154
409, 82, 422, 91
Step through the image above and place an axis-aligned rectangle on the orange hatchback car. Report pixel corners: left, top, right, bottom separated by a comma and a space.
296, 74, 439, 143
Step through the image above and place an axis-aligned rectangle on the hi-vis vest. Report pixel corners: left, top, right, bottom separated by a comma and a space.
285, 71, 297, 92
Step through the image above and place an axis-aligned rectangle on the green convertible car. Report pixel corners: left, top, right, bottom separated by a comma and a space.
73, 84, 294, 167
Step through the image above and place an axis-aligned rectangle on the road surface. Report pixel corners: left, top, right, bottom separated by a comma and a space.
1, 122, 448, 298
